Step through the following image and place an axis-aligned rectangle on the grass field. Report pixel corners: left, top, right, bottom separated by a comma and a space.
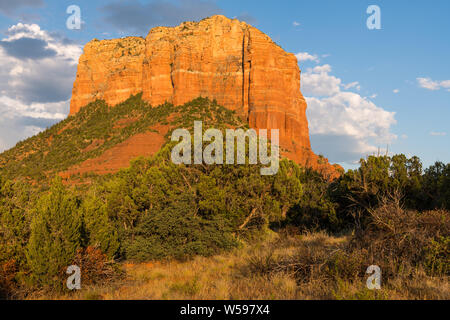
36, 231, 448, 300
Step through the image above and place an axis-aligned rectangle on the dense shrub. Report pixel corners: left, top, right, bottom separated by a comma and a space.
99, 143, 303, 261
350, 192, 450, 277
424, 235, 450, 276
81, 193, 120, 258
125, 210, 237, 261
0, 260, 20, 299
0, 179, 31, 269
422, 162, 450, 210
26, 178, 82, 289
72, 246, 119, 286
285, 168, 339, 232
331, 155, 450, 229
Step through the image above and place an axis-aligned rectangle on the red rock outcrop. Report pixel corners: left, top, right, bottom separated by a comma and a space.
70, 15, 341, 178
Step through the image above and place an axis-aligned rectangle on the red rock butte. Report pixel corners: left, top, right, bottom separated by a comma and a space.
70, 15, 341, 179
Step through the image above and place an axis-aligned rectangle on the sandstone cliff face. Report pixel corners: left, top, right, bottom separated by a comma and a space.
70, 15, 340, 178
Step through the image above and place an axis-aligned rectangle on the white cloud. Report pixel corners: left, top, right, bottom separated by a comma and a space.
430, 132, 447, 136
295, 52, 319, 63
417, 77, 450, 91
3, 23, 82, 63
293, 21, 300, 27
343, 81, 361, 91
0, 96, 68, 152
301, 62, 397, 164
311, 64, 331, 73
307, 93, 396, 142
393, 89, 399, 94
370, 94, 377, 99
0, 23, 82, 152
417, 78, 440, 90
301, 64, 341, 96
0, 95, 66, 120
440, 80, 450, 89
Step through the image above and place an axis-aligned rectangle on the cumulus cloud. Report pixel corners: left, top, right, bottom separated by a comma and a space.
295, 52, 319, 63
0, 23, 82, 152
300, 62, 397, 165
307, 93, 396, 143
301, 64, 341, 96
100, 0, 222, 35
5, 23, 82, 62
417, 77, 450, 91
0, 96, 68, 152
0, 37, 56, 60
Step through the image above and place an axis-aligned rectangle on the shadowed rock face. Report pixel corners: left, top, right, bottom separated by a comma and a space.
70, 15, 341, 178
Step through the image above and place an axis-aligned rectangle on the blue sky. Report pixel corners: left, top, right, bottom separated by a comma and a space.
0, 0, 448, 169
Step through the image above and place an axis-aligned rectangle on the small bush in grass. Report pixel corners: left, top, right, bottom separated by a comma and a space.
325, 250, 367, 281
423, 235, 449, 276
246, 249, 278, 276
0, 260, 20, 299
72, 246, 120, 286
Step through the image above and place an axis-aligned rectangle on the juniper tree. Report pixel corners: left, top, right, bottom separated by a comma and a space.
81, 191, 120, 258
0, 179, 31, 269
26, 177, 82, 288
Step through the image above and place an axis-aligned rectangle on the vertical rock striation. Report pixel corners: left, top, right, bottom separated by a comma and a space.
70, 15, 341, 178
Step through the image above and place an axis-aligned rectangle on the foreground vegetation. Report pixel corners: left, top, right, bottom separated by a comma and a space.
0, 96, 449, 299
41, 227, 449, 300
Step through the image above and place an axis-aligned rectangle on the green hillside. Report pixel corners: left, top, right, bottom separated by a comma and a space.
0, 94, 244, 182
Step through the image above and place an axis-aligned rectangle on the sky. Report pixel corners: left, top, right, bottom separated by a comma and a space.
0, 0, 448, 169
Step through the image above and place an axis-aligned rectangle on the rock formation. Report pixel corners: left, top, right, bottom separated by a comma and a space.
70, 15, 341, 178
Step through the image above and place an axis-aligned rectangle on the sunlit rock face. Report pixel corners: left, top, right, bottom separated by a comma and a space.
70, 15, 341, 178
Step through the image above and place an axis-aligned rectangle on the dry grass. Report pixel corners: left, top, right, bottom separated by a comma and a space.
35, 229, 449, 300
